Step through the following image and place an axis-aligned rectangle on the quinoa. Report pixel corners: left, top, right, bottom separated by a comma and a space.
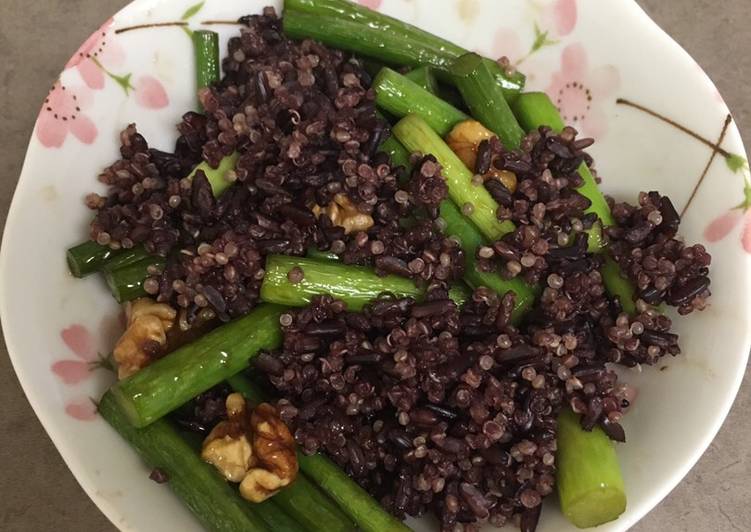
607, 191, 711, 314
244, 122, 706, 530
86, 9, 461, 323
173, 383, 232, 435
471, 127, 600, 285
254, 285, 641, 531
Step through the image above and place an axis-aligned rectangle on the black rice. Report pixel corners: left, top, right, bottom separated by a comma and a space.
86, 9, 462, 323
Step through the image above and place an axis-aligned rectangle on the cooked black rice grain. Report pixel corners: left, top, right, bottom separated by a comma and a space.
173, 383, 232, 435
471, 128, 600, 284
149, 468, 170, 484
86, 9, 458, 322
607, 191, 711, 314
258, 287, 639, 531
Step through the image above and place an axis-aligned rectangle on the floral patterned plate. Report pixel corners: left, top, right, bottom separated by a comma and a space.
1, 1, 749, 531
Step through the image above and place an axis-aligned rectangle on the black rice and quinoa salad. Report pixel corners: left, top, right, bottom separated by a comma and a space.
78, 5, 714, 532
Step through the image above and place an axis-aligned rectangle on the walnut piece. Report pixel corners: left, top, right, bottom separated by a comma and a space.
201, 394, 298, 503
313, 193, 374, 234
113, 298, 176, 379
201, 394, 253, 482
202, 431, 254, 482
446, 120, 518, 193
446, 120, 495, 172
241, 403, 298, 502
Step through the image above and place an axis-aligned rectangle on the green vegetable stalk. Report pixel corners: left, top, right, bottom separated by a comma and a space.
439, 200, 536, 323
374, 67, 469, 137
451, 53, 525, 150
187, 151, 241, 198
379, 135, 413, 174
193, 30, 221, 108
404, 66, 439, 95
393, 114, 515, 241
261, 255, 469, 310
104, 256, 166, 303
109, 304, 285, 427
282, 0, 525, 99
556, 408, 627, 528
66, 29, 231, 277
66, 242, 150, 279
98, 391, 272, 532
263, 472, 354, 532
512, 92, 614, 227
512, 92, 631, 305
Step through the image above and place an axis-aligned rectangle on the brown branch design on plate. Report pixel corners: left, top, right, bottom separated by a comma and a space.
616, 98, 746, 216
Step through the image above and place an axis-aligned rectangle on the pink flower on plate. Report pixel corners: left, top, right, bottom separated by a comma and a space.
135, 75, 169, 109
52, 321, 120, 422
36, 81, 98, 148
65, 398, 98, 422
357, 0, 382, 9
52, 324, 99, 385
65, 18, 125, 90
704, 209, 743, 242
491, 0, 577, 68
706, 209, 751, 253
704, 181, 751, 253
540, 0, 578, 38
547, 43, 620, 139
492, 28, 525, 65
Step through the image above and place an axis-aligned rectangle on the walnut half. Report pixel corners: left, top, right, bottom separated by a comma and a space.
446, 120, 518, 193
312, 193, 374, 234
201, 394, 298, 503
113, 298, 176, 379
445, 119, 495, 172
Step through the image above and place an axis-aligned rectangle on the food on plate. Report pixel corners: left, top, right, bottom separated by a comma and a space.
67, 1, 712, 531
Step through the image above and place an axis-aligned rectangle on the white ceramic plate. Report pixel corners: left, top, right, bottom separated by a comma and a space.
1, 1, 749, 531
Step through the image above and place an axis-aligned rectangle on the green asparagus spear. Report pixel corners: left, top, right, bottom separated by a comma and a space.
374, 67, 468, 137
228, 376, 411, 532
451, 53, 525, 150
600, 255, 637, 315
109, 304, 285, 427
511, 93, 630, 528
511, 90, 565, 132
193, 30, 221, 109
104, 256, 166, 303
67, 146, 237, 279
266, 473, 355, 532
283, 0, 525, 99
379, 135, 413, 173
187, 151, 241, 197
98, 391, 272, 532
283, 11, 453, 74
379, 136, 535, 321
556, 408, 627, 528
66, 242, 150, 278
404, 66, 439, 94
439, 200, 536, 323
393, 114, 515, 241
306, 248, 341, 261
261, 255, 468, 310
70, 149, 237, 285
254, 501, 306, 532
